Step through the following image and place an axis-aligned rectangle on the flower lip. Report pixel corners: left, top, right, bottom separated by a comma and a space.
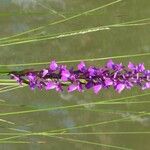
93, 84, 102, 94
115, 83, 125, 93
68, 84, 78, 92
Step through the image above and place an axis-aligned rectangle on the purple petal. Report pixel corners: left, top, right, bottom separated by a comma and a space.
61, 69, 70, 81
107, 60, 114, 69
61, 69, 70, 78
29, 82, 36, 90
116, 83, 125, 93
105, 78, 113, 86
49, 60, 58, 71
45, 82, 56, 90
142, 82, 150, 90
70, 74, 76, 81
42, 69, 48, 77
27, 73, 36, 81
138, 63, 145, 72
93, 84, 102, 94
77, 61, 86, 71
88, 67, 95, 76
125, 81, 133, 89
37, 82, 43, 90
55, 84, 63, 92
128, 62, 135, 70
85, 81, 93, 89
77, 83, 83, 92
115, 63, 123, 71
68, 84, 77, 92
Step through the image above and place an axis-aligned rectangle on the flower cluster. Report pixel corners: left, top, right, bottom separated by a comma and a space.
10, 60, 150, 94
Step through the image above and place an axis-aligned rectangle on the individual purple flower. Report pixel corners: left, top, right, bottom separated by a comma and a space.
27, 73, 36, 82
61, 69, 71, 81
77, 61, 86, 71
128, 62, 135, 70
49, 60, 58, 71
137, 63, 145, 72
88, 67, 95, 76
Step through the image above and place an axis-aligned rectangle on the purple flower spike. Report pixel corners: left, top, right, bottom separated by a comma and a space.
10, 59, 150, 94
116, 83, 125, 93
78, 61, 86, 71
49, 60, 58, 71
93, 84, 102, 94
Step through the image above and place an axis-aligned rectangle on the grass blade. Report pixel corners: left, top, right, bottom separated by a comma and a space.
0, 0, 122, 41
0, 52, 150, 67
50, 135, 132, 150
0, 92, 149, 116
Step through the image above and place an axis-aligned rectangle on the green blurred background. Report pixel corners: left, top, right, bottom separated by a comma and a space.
0, 0, 150, 149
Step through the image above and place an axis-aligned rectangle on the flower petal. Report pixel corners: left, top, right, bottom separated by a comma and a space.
68, 84, 77, 92
45, 82, 56, 90
77, 61, 86, 71
42, 69, 48, 77
49, 60, 58, 71
116, 83, 125, 93
93, 84, 102, 94
107, 59, 114, 69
